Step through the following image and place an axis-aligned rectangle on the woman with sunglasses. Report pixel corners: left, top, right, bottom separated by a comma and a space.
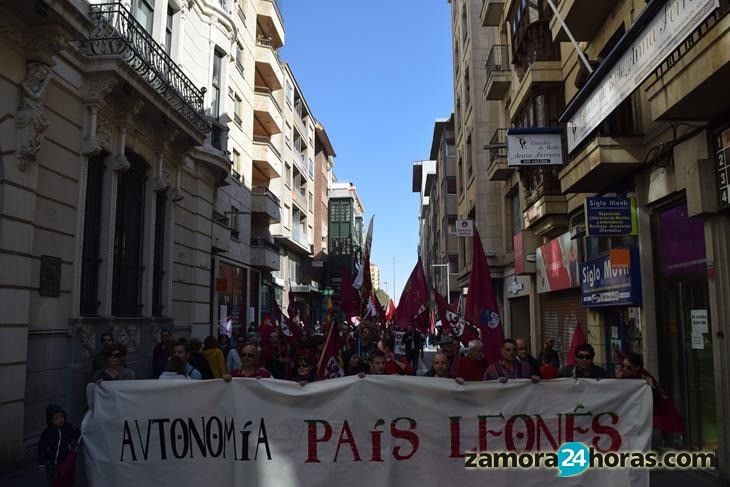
91, 344, 135, 383
292, 357, 316, 386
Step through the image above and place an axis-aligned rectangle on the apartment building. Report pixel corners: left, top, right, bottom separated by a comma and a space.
0, 0, 338, 470
271, 63, 319, 320
327, 182, 365, 306
479, 0, 730, 478
449, 0, 508, 297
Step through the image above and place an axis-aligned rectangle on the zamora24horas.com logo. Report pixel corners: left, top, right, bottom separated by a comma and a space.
465, 442, 716, 477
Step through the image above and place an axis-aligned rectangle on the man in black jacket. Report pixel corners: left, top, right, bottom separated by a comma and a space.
557, 344, 608, 379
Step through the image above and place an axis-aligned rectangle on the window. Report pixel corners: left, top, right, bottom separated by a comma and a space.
237, 3, 246, 23
466, 133, 473, 178
211, 49, 224, 118
308, 192, 313, 211
80, 155, 106, 316
230, 206, 240, 240
457, 157, 464, 195
112, 151, 147, 316
236, 42, 244, 75
283, 204, 290, 228
448, 216, 457, 234
164, 6, 174, 56
234, 94, 242, 125
232, 149, 241, 182
447, 176, 457, 194
152, 191, 167, 316
132, 0, 154, 33
285, 81, 293, 106
284, 163, 291, 188
308, 158, 313, 178
464, 67, 471, 108
461, 5, 468, 43
285, 123, 292, 147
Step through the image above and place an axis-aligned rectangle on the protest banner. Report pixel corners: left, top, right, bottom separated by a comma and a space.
82, 377, 651, 486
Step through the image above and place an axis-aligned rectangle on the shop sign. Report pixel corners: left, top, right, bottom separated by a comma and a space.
536, 232, 580, 294
585, 196, 638, 236
566, 0, 720, 152
507, 128, 563, 166
580, 248, 642, 307
456, 219, 473, 237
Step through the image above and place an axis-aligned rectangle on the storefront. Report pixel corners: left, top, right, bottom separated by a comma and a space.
536, 232, 584, 364
579, 247, 643, 373
654, 201, 717, 451
215, 260, 262, 336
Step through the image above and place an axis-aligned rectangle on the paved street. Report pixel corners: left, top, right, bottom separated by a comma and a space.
2, 461, 726, 487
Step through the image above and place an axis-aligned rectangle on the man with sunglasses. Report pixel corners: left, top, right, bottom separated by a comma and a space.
557, 343, 608, 379
230, 344, 272, 378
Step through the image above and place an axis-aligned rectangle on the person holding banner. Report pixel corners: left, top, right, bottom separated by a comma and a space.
483, 339, 540, 383
557, 343, 608, 379
453, 339, 489, 383
230, 343, 272, 379
424, 352, 452, 378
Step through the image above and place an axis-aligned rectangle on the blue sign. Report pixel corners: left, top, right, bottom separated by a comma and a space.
585, 197, 637, 236
580, 248, 642, 308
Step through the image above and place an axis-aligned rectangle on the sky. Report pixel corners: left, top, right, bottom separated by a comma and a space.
279, 0, 454, 303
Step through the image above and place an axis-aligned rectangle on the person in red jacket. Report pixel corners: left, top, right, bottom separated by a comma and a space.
454, 339, 489, 383
380, 337, 414, 375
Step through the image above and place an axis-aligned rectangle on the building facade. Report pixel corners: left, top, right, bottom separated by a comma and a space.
441, 0, 730, 479
0, 0, 340, 471
327, 181, 365, 307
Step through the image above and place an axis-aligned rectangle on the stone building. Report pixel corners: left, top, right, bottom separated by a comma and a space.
0, 0, 339, 470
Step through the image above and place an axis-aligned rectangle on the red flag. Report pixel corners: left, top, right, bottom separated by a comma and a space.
465, 229, 504, 365
353, 216, 374, 301
316, 313, 345, 380
274, 302, 301, 347
340, 266, 360, 320
395, 258, 429, 332
385, 299, 397, 321
566, 322, 587, 366
434, 289, 479, 346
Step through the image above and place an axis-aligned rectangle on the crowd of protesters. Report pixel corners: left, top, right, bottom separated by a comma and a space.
85, 316, 650, 387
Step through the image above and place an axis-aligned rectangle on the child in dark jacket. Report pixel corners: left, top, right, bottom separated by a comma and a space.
37, 404, 79, 486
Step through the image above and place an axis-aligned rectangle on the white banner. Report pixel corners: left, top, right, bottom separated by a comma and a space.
82, 377, 651, 487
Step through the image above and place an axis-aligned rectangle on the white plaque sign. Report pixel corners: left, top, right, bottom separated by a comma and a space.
566, 0, 719, 152
507, 130, 564, 166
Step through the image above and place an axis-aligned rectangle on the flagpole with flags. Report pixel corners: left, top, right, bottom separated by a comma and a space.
465, 228, 505, 365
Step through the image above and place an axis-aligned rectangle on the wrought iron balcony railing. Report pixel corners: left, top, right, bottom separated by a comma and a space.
81, 2, 211, 134
485, 45, 511, 81
488, 128, 507, 163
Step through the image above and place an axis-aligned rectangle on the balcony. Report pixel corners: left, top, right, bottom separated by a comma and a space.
509, 60, 562, 122
486, 128, 513, 181
484, 45, 511, 100
291, 188, 307, 211
254, 86, 282, 135
250, 238, 280, 271
252, 135, 282, 179
481, 0, 505, 27
251, 186, 281, 223
550, 0, 619, 42
560, 136, 644, 193
644, 5, 730, 121
256, 0, 285, 49
255, 40, 283, 91
292, 225, 309, 249
81, 2, 209, 136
